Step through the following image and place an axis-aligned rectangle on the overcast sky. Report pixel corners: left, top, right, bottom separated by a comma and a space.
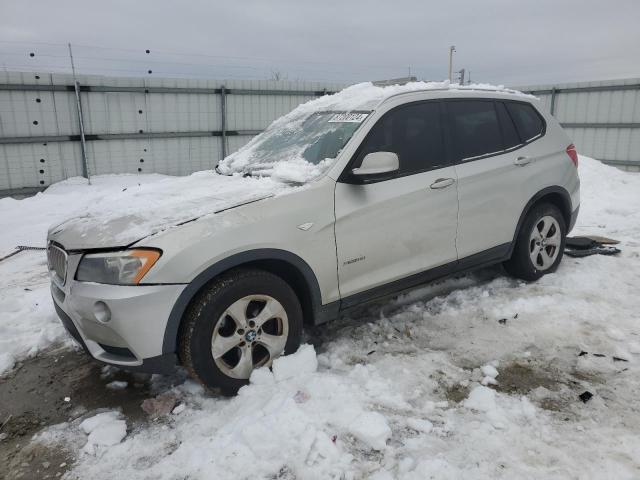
1, 0, 639, 86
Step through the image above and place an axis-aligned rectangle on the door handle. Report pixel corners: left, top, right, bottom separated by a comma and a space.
430, 178, 456, 189
514, 156, 531, 166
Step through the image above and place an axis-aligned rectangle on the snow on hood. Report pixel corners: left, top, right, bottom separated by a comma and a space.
218, 80, 530, 181
46, 172, 294, 249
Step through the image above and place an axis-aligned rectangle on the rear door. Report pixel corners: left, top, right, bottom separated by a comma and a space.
334, 101, 459, 300
449, 99, 546, 259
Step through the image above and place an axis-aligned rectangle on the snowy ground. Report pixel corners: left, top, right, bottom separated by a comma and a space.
1, 156, 640, 479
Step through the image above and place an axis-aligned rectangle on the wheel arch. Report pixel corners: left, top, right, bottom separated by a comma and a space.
509, 186, 572, 257
162, 249, 331, 355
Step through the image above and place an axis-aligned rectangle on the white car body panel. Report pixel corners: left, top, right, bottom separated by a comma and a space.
47, 85, 580, 371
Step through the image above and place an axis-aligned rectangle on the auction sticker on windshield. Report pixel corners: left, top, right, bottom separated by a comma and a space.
328, 112, 369, 123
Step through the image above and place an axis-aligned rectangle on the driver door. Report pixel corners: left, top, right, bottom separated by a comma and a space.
334, 101, 459, 302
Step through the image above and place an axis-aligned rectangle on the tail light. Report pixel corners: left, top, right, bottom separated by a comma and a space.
566, 144, 578, 167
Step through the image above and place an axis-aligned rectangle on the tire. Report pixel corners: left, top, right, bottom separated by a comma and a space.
503, 203, 566, 281
178, 268, 303, 395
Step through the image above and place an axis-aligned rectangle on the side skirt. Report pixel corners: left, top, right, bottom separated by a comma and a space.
317, 242, 511, 320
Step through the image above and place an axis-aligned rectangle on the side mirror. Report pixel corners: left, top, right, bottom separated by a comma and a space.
351, 151, 399, 177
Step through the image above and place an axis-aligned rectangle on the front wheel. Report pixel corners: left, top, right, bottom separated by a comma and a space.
178, 268, 303, 395
504, 203, 566, 281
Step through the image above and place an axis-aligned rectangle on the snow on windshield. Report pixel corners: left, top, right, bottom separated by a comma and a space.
221, 111, 368, 183
218, 80, 530, 182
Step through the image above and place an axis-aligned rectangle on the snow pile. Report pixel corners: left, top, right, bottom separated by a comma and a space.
60, 344, 396, 479
0, 252, 71, 374
480, 363, 499, 386
79, 411, 127, 454
3, 155, 640, 478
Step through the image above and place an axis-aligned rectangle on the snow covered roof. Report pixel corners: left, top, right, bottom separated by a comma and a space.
292, 80, 531, 113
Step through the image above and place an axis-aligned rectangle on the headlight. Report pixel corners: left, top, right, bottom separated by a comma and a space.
76, 249, 161, 285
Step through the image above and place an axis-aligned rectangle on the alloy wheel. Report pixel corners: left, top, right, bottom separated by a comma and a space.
529, 215, 561, 270
211, 295, 289, 379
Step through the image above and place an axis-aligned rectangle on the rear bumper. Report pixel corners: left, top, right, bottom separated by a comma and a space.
51, 278, 185, 374
569, 205, 580, 233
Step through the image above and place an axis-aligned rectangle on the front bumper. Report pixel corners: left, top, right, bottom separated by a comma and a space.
50, 258, 186, 373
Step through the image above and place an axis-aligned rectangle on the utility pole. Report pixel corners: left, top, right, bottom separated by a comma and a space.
448, 45, 456, 82
68, 43, 90, 183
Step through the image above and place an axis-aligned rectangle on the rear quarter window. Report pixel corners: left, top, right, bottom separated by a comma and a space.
505, 102, 545, 141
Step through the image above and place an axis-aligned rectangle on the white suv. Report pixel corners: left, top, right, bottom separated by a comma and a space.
48, 82, 580, 394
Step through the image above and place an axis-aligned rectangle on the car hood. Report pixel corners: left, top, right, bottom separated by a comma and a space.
47, 172, 294, 250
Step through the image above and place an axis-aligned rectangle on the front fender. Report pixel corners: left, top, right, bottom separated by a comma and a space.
160, 248, 331, 354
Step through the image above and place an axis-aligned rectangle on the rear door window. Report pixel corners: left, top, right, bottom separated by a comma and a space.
505, 102, 545, 141
447, 100, 503, 161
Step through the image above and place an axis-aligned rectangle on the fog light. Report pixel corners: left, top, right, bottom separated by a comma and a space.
93, 301, 111, 323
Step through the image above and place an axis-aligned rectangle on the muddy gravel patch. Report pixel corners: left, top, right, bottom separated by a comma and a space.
0, 347, 156, 479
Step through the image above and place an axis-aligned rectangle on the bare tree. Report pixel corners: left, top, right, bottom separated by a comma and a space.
270, 70, 287, 81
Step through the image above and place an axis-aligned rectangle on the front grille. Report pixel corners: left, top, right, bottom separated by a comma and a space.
47, 244, 67, 284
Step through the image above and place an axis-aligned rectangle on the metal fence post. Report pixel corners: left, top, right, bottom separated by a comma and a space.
220, 85, 227, 161
68, 43, 90, 183
550, 87, 558, 116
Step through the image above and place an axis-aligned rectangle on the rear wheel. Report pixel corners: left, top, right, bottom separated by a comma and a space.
178, 268, 303, 395
504, 203, 566, 281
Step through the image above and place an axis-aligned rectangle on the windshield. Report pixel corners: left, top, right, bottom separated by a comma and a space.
218, 111, 370, 182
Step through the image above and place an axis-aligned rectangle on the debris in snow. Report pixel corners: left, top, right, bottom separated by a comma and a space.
141, 394, 177, 418
0, 414, 12, 432
367, 350, 376, 355
105, 381, 128, 390
293, 390, 310, 404
612, 356, 629, 362
579, 391, 594, 403
593, 353, 606, 358
348, 411, 391, 450
498, 318, 508, 325
79, 411, 127, 454
578, 351, 588, 357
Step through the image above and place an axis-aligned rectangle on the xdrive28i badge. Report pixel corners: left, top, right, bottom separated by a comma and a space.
343, 256, 365, 266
